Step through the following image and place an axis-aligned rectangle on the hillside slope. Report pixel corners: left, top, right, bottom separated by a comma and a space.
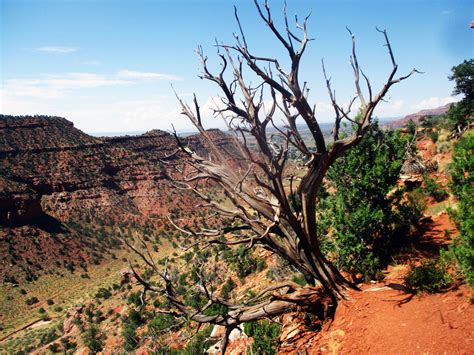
0, 115, 236, 280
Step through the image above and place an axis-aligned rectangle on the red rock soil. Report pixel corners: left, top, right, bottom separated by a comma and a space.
278, 210, 473, 354
306, 279, 473, 354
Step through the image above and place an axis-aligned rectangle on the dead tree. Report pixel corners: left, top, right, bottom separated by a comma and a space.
130, 1, 418, 352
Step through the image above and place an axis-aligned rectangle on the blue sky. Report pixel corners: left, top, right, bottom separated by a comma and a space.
1, 0, 473, 133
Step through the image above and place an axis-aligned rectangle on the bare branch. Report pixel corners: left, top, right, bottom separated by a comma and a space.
128, 4, 418, 350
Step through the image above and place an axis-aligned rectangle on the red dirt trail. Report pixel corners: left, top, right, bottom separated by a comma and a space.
280, 212, 473, 354
310, 282, 473, 354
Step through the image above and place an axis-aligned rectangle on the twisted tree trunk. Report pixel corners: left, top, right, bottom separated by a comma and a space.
129, 1, 418, 353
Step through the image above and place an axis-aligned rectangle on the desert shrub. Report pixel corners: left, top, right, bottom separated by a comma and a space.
183, 326, 213, 355
444, 132, 474, 286
65, 261, 75, 273
40, 328, 60, 345
184, 290, 207, 310
421, 115, 445, 130
450, 132, 474, 196
120, 308, 144, 350
204, 303, 228, 317
319, 123, 421, 280
292, 274, 308, 286
122, 324, 138, 351
60, 337, 76, 352
397, 193, 425, 237
220, 278, 236, 300
127, 291, 142, 307
405, 259, 451, 293
46, 299, 54, 305
222, 246, 266, 278
423, 175, 449, 202
122, 309, 145, 351
47, 343, 60, 353
429, 129, 439, 143
148, 313, 176, 334
3, 274, 17, 284
244, 319, 281, 355
84, 305, 103, 324
446, 59, 473, 133
82, 325, 104, 353
183, 252, 193, 263
436, 140, 452, 153
94, 309, 104, 323
25, 267, 38, 282
95, 287, 111, 300
123, 309, 144, 328
25, 296, 39, 305
141, 268, 154, 281
406, 119, 417, 136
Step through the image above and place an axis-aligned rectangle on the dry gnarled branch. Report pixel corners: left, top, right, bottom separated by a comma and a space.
129, 1, 418, 353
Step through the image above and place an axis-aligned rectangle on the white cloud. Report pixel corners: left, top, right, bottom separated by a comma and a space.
0, 93, 217, 133
82, 60, 101, 66
200, 96, 284, 126
410, 96, 457, 111
36, 46, 78, 54
201, 96, 225, 117
62, 98, 176, 131
2, 70, 183, 100
372, 99, 406, 117
118, 70, 182, 81
44, 73, 131, 90
314, 102, 335, 115
391, 99, 404, 110
83, 98, 208, 133
2, 79, 58, 99
3, 73, 131, 99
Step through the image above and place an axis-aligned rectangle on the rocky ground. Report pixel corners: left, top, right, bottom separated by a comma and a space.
277, 211, 473, 354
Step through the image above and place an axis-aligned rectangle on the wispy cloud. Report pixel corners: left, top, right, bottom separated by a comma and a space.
0, 94, 192, 133
36, 46, 79, 54
2, 69, 183, 99
373, 99, 406, 118
411, 96, 457, 111
118, 69, 182, 81
3, 73, 131, 99
82, 60, 101, 66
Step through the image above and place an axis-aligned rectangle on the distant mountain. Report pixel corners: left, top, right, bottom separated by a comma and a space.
385, 104, 452, 128
89, 130, 147, 137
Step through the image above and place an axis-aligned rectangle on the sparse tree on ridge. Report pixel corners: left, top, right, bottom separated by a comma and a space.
128, 1, 418, 352
447, 59, 474, 134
